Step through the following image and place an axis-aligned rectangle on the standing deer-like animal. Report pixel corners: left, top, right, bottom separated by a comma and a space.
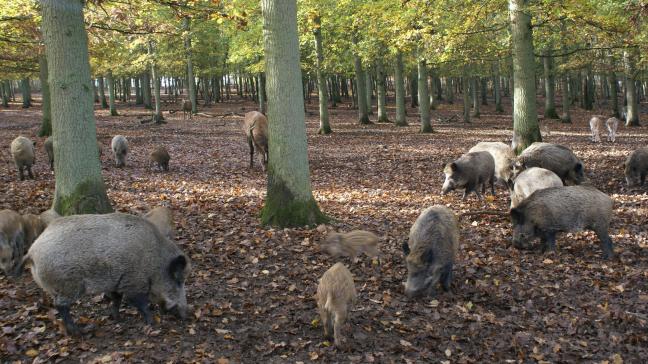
242, 111, 268, 171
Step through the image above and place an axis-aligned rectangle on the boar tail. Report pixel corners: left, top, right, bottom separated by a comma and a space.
324, 292, 334, 312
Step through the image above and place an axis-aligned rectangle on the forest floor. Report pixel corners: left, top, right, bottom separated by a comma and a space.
1, 95, 647, 363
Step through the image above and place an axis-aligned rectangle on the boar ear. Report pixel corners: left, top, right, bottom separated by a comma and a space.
450, 162, 458, 172
401, 240, 410, 255
510, 208, 524, 224
168, 255, 188, 284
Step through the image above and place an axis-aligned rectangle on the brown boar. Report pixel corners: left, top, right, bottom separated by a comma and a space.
316, 262, 356, 348
468, 141, 515, 187
322, 230, 379, 259
624, 147, 648, 186
150, 145, 170, 172
182, 100, 192, 119
242, 111, 268, 171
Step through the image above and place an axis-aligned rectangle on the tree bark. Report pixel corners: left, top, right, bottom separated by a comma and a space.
445, 77, 454, 104
376, 58, 389, 123
98, 76, 107, 108
259, 0, 327, 227
493, 62, 503, 112
0, 81, 8, 107
543, 48, 559, 119
462, 74, 471, 123
418, 58, 432, 133
21, 78, 31, 108
471, 76, 480, 118
258, 73, 266, 114
38, 54, 52, 136
148, 41, 163, 123
410, 70, 418, 107
352, 37, 370, 124
41, 0, 112, 215
142, 72, 152, 109
623, 49, 640, 126
609, 71, 619, 117
509, 0, 541, 154
312, 15, 331, 134
183, 17, 197, 115
394, 52, 407, 126
135, 77, 143, 105
365, 68, 373, 115
106, 69, 118, 116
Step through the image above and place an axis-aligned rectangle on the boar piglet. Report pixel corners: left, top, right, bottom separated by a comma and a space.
11, 136, 35, 181
403, 206, 458, 298
606, 117, 619, 142
442, 151, 495, 200
150, 145, 171, 172
589, 116, 604, 143
510, 185, 614, 259
322, 230, 379, 259
23, 213, 190, 336
316, 262, 356, 348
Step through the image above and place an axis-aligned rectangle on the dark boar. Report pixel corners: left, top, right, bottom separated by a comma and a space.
514, 142, 584, 185
150, 145, 170, 172
624, 147, 648, 187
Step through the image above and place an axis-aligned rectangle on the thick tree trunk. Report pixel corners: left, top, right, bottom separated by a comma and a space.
21, 78, 31, 108
142, 72, 152, 109
394, 52, 407, 126
1, 81, 8, 107
480, 77, 488, 105
352, 39, 370, 124
98, 76, 108, 108
462, 75, 471, 123
471, 76, 480, 118
106, 69, 118, 116
183, 17, 197, 115
365, 68, 373, 115
418, 58, 432, 133
623, 49, 640, 126
135, 77, 143, 105
41, 0, 112, 215
609, 72, 619, 117
259, 0, 327, 227
543, 48, 559, 119
583, 67, 594, 110
148, 41, 163, 123
445, 77, 454, 104
312, 15, 330, 134
409, 70, 418, 107
38, 55, 52, 136
493, 62, 503, 112
509, 0, 541, 154
376, 58, 389, 123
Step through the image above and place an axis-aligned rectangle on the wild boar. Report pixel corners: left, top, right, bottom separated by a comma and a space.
150, 145, 170, 172
23, 213, 190, 335
144, 206, 174, 240
44, 136, 54, 170
589, 115, 605, 143
322, 230, 379, 259
316, 262, 356, 348
624, 147, 648, 186
21, 214, 47, 248
111, 135, 129, 168
510, 185, 614, 259
514, 142, 584, 185
468, 141, 515, 187
402, 206, 459, 298
242, 111, 269, 171
606, 117, 619, 142
0, 210, 27, 276
182, 100, 192, 120
10, 136, 35, 180
39, 209, 60, 226
510, 167, 563, 209
442, 151, 495, 200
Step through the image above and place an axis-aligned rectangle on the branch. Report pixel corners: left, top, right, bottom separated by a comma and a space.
88, 23, 170, 35
0, 15, 33, 22
535, 45, 630, 58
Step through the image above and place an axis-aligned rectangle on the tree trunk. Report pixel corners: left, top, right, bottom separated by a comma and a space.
418, 58, 432, 133
445, 77, 454, 104
394, 52, 407, 126
135, 77, 143, 105
365, 68, 373, 115
410, 70, 419, 107
493, 62, 503, 112
1, 81, 8, 107
609, 71, 619, 117
462, 74, 471, 123
106, 69, 118, 116
183, 17, 197, 115
584, 67, 594, 110
148, 41, 164, 123
471, 76, 480, 117
543, 48, 559, 119
98, 76, 107, 108
353, 39, 370, 124
142, 72, 152, 109
312, 15, 331, 134
21, 78, 31, 108
509, 0, 541, 154
624, 49, 640, 126
41, 0, 112, 215
258, 73, 266, 114
259, 0, 327, 227
480, 77, 488, 105
38, 55, 52, 136
376, 58, 389, 123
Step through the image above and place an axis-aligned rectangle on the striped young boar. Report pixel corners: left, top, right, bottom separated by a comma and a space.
111, 135, 129, 168
23, 213, 190, 335
402, 206, 459, 298
242, 111, 269, 171
510, 185, 614, 259
442, 151, 495, 200
316, 262, 356, 348
182, 100, 192, 120
468, 141, 515, 187
514, 142, 584, 185
45, 138, 102, 171
144, 206, 174, 240
11, 136, 35, 180
624, 147, 648, 187
150, 145, 170, 172
322, 230, 379, 259
510, 167, 563, 209
0, 210, 47, 276
606, 117, 619, 142
589, 115, 604, 143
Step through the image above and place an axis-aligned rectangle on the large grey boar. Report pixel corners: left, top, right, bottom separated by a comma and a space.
10, 136, 35, 180
468, 141, 515, 187
514, 142, 584, 185
44, 136, 54, 170
23, 213, 190, 335
510, 185, 614, 259
402, 206, 459, 298
0, 210, 47, 275
442, 151, 495, 200
316, 262, 356, 348
111, 135, 129, 168
242, 111, 269, 171
624, 147, 648, 187
509, 167, 563, 209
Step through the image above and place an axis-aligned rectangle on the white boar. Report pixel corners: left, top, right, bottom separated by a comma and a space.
10, 136, 35, 180
316, 262, 356, 348
510, 185, 614, 259
589, 115, 604, 143
322, 230, 379, 259
469, 141, 515, 187
442, 151, 495, 200
510, 167, 563, 209
606, 117, 619, 142
242, 111, 269, 171
23, 213, 190, 335
624, 147, 648, 187
403, 206, 459, 298
111, 135, 129, 168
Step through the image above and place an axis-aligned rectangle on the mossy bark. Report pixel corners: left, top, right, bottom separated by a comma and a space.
261, 175, 327, 227
54, 179, 112, 215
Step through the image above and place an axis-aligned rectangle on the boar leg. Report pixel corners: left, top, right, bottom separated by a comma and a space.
27, 166, 34, 179
641, 172, 646, 186
248, 136, 255, 169
332, 308, 348, 348
108, 292, 123, 320
128, 293, 153, 324
56, 304, 81, 336
440, 263, 453, 292
489, 177, 495, 195
540, 232, 557, 252
18, 166, 25, 181
595, 231, 614, 260
319, 308, 333, 340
